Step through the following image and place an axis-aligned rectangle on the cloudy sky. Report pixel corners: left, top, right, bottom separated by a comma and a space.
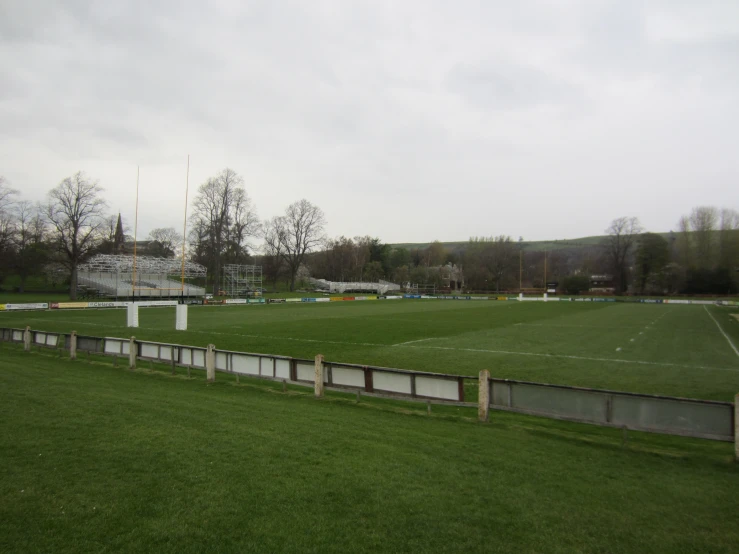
1, 0, 737, 245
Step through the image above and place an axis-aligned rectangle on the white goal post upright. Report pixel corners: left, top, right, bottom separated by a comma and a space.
128, 157, 194, 331
127, 304, 139, 327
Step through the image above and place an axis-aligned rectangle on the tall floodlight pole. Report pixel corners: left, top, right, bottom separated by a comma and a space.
519, 250, 523, 292
132, 166, 140, 299
181, 155, 190, 293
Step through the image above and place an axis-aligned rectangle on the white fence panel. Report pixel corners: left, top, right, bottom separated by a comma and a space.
140, 343, 159, 359
105, 339, 124, 355
415, 376, 458, 400
232, 354, 260, 375
331, 366, 365, 388
192, 349, 205, 368
275, 359, 290, 379
296, 362, 314, 381
374, 372, 412, 395
159, 345, 173, 362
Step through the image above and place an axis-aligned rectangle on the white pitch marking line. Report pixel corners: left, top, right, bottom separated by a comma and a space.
703, 305, 739, 358
399, 344, 739, 372
392, 337, 436, 346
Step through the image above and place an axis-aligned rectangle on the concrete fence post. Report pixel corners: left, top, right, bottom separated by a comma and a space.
206, 344, 216, 382
23, 326, 31, 352
128, 336, 136, 369
478, 370, 490, 422
314, 354, 325, 398
735, 393, 738, 462
70, 331, 77, 360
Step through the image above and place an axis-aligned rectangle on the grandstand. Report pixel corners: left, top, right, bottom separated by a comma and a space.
311, 278, 400, 295
78, 255, 207, 299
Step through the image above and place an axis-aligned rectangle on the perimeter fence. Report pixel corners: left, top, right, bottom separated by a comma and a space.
1, 326, 736, 451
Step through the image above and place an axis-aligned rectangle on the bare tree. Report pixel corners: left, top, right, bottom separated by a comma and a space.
464, 236, 517, 291
262, 217, 286, 287
45, 172, 108, 299
719, 208, 739, 272
275, 199, 326, 291
689, 206, 718, 268
0, 176, 19, 254
12, 201, 47, 292
147, 227, 183, 258
191, 168, 259, 293
604, 217, 643, 293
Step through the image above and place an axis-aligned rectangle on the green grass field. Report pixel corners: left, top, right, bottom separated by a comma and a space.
1, 348, 738, 553
1, 299, 738, 401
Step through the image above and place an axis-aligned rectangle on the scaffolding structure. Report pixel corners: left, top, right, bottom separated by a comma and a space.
77, 254, 207, 298
222, 264, 263, 297
404, 283, 437, 295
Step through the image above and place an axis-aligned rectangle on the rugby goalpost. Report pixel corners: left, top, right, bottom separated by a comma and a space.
128, 157, 192, 330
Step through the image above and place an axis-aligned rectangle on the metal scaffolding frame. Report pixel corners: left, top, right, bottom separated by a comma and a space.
222, 264, 263, 297
79, 254, 207, 277
77, 255, 207, 298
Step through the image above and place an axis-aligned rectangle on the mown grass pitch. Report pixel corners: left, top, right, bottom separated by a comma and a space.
1, 349, 738, 553
1, 300, 739, 400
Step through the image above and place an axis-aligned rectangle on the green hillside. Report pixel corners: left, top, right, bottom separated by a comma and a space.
390, 234, 615, 252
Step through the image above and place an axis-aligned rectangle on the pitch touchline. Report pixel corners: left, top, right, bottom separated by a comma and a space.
703, 305, 739, 358
20, 317, 739, 372
399, 344, 739, 372
392, 338, 436, 346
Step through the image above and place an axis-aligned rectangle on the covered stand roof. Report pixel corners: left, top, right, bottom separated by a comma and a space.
79, 255, 207, 277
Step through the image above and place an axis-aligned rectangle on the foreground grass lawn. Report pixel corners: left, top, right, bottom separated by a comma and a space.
1, 347, 738, 553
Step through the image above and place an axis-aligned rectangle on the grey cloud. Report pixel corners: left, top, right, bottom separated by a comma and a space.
0, 1, 737, 243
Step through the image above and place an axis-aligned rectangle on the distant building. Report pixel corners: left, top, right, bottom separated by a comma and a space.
590, 274, 615, 293
440, 263, 464, 291
113, 214, 126, 254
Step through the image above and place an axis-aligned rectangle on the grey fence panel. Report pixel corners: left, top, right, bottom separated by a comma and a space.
507, 382, 608, 423
490, 379, 734, 441
77, 336, 103, 353
12, 330, 23, 342
611, 395, 733, 440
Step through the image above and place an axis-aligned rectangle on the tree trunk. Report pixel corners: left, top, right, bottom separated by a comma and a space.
70, 264, 78, 300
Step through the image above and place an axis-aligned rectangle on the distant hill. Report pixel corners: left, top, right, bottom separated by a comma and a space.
390, 233, 677, 253
389, 230, 739, 254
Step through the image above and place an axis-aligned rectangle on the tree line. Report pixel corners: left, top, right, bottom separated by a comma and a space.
0, 169, 326, 298
1, 169, 737, 297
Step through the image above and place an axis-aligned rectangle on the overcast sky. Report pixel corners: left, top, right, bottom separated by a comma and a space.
1, 1, 737, 246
